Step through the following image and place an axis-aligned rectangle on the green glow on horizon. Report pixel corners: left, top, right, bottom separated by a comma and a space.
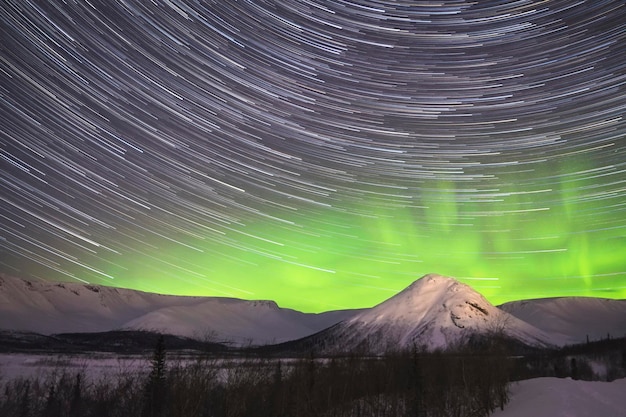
94, 160, 626, 312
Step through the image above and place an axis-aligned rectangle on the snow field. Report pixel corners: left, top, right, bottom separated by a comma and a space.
492, 377, 626, 417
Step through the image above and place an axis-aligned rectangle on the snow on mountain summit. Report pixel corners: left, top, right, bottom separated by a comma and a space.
318, 274, 555, 353
349, 273, 491, 329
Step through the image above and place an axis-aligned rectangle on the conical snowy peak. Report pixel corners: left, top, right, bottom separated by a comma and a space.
348, 273, 492, 328
403, 273, 460, 292
321, 274, 554, 353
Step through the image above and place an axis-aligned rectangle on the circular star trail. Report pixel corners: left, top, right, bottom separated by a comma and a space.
1, 0, 625, 312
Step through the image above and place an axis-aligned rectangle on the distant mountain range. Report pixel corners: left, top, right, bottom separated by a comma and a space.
1, 273, 624, 352
0, 273, 359, 346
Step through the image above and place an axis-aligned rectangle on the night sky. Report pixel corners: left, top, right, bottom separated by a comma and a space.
1, 0, 625, 312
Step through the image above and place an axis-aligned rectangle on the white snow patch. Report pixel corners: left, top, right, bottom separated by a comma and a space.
492, 377, 626, 417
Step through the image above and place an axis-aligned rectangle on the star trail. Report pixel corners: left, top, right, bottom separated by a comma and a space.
1, 0, 625, 312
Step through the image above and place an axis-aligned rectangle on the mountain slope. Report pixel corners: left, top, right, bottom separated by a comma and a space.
0, 274, 358, 345
296, 274, 556, 354
122, 299, 358, 345
4, 272, 623, 352
499, 297, 626, 345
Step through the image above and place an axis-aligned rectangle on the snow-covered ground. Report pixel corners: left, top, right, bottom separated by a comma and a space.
0, 353, 151, 381
0, 353, 291, 382
493, 377, 626, 417
2, 353, 625, 416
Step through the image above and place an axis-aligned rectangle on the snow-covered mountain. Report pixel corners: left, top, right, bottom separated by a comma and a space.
3, 272, 624, 352
300, 274, 557, 354
499, 297, 626, 345
0, 274, 358, 345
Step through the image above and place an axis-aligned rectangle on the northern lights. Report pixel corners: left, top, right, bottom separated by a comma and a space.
1, 0, 625, 312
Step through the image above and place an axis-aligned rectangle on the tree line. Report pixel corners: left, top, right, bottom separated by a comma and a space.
0, 334, 512, 417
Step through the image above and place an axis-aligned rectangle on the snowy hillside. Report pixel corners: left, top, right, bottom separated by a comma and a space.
3, 272, 624, 351
500, 297, 626, 345
312, 274, 556, 353
492, 377, 626, 417
0, 274, 358, 345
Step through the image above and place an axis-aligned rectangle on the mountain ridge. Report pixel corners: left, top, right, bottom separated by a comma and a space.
499, 296, 626, 344
0, 274, 360, 346
1, 273, 625, 351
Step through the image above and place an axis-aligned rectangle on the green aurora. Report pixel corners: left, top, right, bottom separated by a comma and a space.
2, 1, 626, 313
94, 158, 626, 313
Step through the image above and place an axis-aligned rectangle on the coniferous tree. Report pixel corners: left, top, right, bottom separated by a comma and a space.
19, 380, 31, 417
268, 360, 284, 417
407, 346, 425, 417
68, 373, 83, 417
571, 358, 579, 380
43, 382, 61, 417
142, 335, 167, 417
